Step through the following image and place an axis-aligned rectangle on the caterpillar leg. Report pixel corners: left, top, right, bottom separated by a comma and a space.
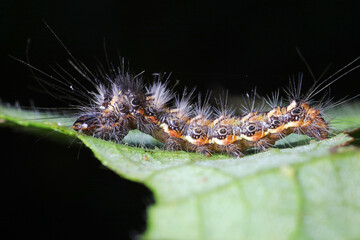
227, 145, 244, 158
164, 137, 185, 151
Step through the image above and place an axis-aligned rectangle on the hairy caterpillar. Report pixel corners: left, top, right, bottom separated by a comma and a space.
13, 29, 360, 158
69, 64, 357, 158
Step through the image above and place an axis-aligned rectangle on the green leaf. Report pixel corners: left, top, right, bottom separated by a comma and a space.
1, 103, 360, 240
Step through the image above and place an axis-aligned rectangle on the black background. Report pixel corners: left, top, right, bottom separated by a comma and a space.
1, 0, 360, 239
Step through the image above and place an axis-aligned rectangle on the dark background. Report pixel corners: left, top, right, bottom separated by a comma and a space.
1, 0, 360, 239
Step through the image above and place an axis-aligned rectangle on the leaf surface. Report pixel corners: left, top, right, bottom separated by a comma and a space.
1, 103, 360, 240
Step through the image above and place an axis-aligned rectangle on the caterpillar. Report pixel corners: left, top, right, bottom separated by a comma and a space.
13, 28, 360, 158
68, 55, 359, 157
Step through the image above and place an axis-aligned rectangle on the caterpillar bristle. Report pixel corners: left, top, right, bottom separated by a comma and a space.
213, 91, 235, 118
265, 89, 282, 109
145, 73, 174, 110
239, 88, 266, 114
285, 72, 304, 102
173, 87, 196, 118
192, 91, 212, 119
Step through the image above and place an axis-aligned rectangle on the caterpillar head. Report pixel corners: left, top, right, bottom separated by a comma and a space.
73, 114, 100, 134
73, 113, 130, 142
